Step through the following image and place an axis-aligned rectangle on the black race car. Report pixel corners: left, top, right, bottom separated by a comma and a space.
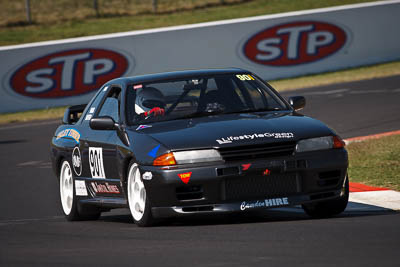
51, 68, 349, 226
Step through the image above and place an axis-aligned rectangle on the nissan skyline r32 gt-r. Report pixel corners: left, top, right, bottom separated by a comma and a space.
51, 68, 349, 226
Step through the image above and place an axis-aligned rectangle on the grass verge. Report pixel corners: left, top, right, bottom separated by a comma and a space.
1, 59, 399, 125
0, 0, 380, 46
347, 134, 400, 191
0, 106, 66, 125
269, 60, 400, 91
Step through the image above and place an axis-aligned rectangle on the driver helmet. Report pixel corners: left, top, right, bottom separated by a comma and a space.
135, 87, 166, 114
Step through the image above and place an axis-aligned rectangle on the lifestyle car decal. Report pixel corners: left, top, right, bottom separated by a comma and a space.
216, 132, 294, 144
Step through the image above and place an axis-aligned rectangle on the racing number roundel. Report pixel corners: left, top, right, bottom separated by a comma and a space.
72, 147, 82, 176
89, 147, 105, 178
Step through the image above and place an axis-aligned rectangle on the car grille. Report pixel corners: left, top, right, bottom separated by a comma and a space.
224, 173, 299, 201
218, 142, 296, 162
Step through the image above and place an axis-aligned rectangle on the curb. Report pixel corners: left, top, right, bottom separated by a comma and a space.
349, 182, 389, 193
344, 131, 400, 211
349, 182, 400, 211
348, 182, 400, 210
344, 130, 400, 145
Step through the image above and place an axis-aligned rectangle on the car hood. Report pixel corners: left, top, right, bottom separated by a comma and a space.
131, 112, 335, 151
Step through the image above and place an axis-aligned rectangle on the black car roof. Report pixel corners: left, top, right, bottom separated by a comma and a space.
106, 68, 252, 86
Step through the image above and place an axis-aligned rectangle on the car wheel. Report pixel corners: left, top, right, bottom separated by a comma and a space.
127, 162, 154, 227
302, 175, 349, 218
59, 159, 100, 221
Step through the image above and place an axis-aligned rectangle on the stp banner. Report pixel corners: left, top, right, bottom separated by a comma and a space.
1, 0, 399, 113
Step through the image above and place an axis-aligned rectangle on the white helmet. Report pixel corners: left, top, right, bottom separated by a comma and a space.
135, 87, 165, 114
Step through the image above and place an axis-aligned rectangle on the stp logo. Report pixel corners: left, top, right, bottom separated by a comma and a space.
243, 21, 347, 66
10, 48, 129, 98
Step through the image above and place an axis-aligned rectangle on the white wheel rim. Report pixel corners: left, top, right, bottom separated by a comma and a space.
128, 164, 146, 221
60, 161, 74, 215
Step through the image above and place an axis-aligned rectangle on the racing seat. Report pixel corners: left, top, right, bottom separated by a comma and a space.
198, 90, 225, 112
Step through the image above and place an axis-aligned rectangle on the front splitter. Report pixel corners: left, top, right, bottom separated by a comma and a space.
152, 189, 342, 218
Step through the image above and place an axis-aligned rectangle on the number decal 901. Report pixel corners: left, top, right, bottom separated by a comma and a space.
89, 147, 105, 178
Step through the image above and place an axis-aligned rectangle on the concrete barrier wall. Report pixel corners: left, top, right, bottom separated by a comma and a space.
1, 0, 399, 113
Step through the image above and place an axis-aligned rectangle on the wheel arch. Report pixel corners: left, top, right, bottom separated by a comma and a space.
55, 155, 66, 181
120, 155, 137, 193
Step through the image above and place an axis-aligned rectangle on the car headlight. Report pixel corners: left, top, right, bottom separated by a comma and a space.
153, 149, 223, 166
296, 136, 345, 153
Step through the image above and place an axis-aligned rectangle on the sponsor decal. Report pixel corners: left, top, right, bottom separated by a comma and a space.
136, 125, 152, 130
75, 180, 88, 196
103, 86, 109, 92
216, 132, 294, 145
240, 197, 289, 211
56, 128, 80, 143
236, 74, 254, 81
9, 48, 129, 98
178, 172, 192, 184
89, 147, 105, 178
133, 84, 143, 90
142, 171, 153, 181
89, 107, 96, 113
91, 182, 120, 194
148, 144, 160, 158
72, 147, 82, 176
243, 21, 347, 66
241, 164, 251, 171
85, 114, 93, 121
263, 168, 271, 176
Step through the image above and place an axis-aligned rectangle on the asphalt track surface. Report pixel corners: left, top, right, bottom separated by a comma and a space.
1, 75, 400, 266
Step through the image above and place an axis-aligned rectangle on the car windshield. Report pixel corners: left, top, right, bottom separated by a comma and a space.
126, 73, 289, 125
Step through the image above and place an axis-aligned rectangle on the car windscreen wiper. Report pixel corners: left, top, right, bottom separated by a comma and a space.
224, 107, 283, 114
172, 110, 224, 121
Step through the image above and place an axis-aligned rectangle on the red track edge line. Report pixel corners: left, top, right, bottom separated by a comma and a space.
349, 182, 390, 192
345, 130, 400, 143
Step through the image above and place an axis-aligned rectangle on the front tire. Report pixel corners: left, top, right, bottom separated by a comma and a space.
302, 176, 349, 218
59, 160, 100, 221
127, 162, 154, 227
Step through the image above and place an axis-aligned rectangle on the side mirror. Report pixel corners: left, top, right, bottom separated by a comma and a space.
89, 116, 117, 130
288, 96, 306, 111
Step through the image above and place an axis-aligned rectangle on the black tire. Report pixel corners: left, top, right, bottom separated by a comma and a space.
302, 176, 349, 218
127, 162, 154, 227
59, 159, 101, 221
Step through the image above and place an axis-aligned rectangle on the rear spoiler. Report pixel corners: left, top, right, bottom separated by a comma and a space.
62, 104, 87, 125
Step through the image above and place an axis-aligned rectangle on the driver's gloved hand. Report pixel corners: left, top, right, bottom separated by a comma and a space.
144, 107, 165, 117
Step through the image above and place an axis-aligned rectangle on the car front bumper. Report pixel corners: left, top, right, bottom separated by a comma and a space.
140, 148, 348, 218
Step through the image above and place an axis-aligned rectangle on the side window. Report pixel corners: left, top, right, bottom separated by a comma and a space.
98, 87, 121, 122
78, 86, 108, 124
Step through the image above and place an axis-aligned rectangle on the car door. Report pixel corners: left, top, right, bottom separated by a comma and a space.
80, 86, 121, 181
